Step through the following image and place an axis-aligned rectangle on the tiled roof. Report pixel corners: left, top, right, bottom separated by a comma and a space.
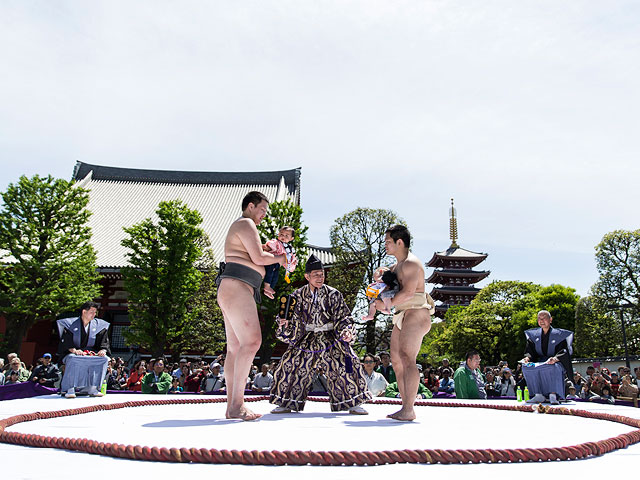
73, 162, 309, 268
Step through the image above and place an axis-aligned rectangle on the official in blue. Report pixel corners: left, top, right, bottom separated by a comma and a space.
57, 301, 111, 398
521, 310, 573, 405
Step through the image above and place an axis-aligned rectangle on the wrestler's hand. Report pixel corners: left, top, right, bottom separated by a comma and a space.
546, 357, 558, 365
277, 254, 286, 266
277, 317, 288, 329
97, 349, 107, 357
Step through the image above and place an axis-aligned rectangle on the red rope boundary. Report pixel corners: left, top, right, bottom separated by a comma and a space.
1, 396, 640, 466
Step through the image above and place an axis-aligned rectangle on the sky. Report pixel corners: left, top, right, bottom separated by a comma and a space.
1, 1, 639, 297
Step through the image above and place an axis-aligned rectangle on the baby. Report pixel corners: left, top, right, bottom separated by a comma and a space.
263, 226, 298, 299
363, 268, 399, 321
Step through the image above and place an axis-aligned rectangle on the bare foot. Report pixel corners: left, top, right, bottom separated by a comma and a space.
389, 408, 416, 422
263, 286, 275, 299
227, 406, 262, 421
386, 409, 403, 419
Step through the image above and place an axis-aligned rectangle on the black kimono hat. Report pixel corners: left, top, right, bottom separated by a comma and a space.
305, 254, 324, 273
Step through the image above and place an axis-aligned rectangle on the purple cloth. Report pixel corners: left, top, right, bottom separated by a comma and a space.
0, 382, 57, 401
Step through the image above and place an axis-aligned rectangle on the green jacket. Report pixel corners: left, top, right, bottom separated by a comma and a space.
384, 381, 433, 399
453, 365, 485, 399
141, 371, 172, 394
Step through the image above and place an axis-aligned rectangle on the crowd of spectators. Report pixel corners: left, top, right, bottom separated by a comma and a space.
2, 351, 640, 404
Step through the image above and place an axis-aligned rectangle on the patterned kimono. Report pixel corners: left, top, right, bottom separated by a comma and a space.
270, 284, 372, 411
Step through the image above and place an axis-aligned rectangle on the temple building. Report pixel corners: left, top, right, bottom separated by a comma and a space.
11, 162, 334, 363
426, 199, 490, 319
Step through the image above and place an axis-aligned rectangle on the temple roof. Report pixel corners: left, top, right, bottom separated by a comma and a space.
70, 162, 331, 268
426, 269, 490, 284
429, 285, 482, 300
426, 246, 488, 268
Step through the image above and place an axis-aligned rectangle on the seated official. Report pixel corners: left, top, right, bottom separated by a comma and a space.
57, 301, 110, 398
29, 353, 61, 388
454, 350, 487, 399
521, 310, 573, 405
141, 358, 172, 394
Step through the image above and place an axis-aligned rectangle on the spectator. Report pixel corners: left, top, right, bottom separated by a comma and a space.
362, 353, 388, 397
585, 365, 596, 380
590, 373, 609, 396
201, 363, 225, 392
600, 385, 615, 404
250, 364, 259, 382
107, 364, 127, 390
184, 367, 206, 393
142, 358, 172, 394
618, 375, 639, 399
566, 385, 579, 400
438, 368, 455, 394
609, 372, 621, 396
385, 381, 432, 399
454, 350, 486, 399
416, 363, 424, 381
573, 372, 586, 395
437, 358, 450, 377
29, 353, 61, 388
498, 368, 516, 397
423, 368, 440, 394
172, 358, 188, 378
6, 357, 30, 383
178, 364, 191, 389
0, 360, 4, 385
4, 370, 21, 385
126, 360, 147, 391
484, 371, 501, 398
252, 363, 273, 393
2, 353, 21, 375
168, 376, 183, 393
580, 382, 599, 401
376, 351, 396, 383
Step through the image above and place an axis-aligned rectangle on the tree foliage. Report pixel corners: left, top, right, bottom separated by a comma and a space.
0, 175, 101, 357
592, 230, 640, 307
174, 268, 226, 359
423, 280, 579, 367
329, 207, 405, 354
121, 200, 207, 358
256, 198, 308, 364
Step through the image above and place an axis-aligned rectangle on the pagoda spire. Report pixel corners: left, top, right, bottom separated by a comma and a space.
449, 198, 459, 248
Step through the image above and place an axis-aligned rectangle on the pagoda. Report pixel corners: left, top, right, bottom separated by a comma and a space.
427, 199, 490, 319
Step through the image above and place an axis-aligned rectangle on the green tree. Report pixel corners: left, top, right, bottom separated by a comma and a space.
174, 268, 226, 359
0, 175, 101, 357
121, 200, 207, 358
256, 198, 308, 364
592, 230, 640, 307
590, 230, 640, 353
329, 207, 405, 354
574, 296, 625, 357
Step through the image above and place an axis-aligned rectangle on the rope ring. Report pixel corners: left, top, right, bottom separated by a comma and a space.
1, 396, 639, 466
